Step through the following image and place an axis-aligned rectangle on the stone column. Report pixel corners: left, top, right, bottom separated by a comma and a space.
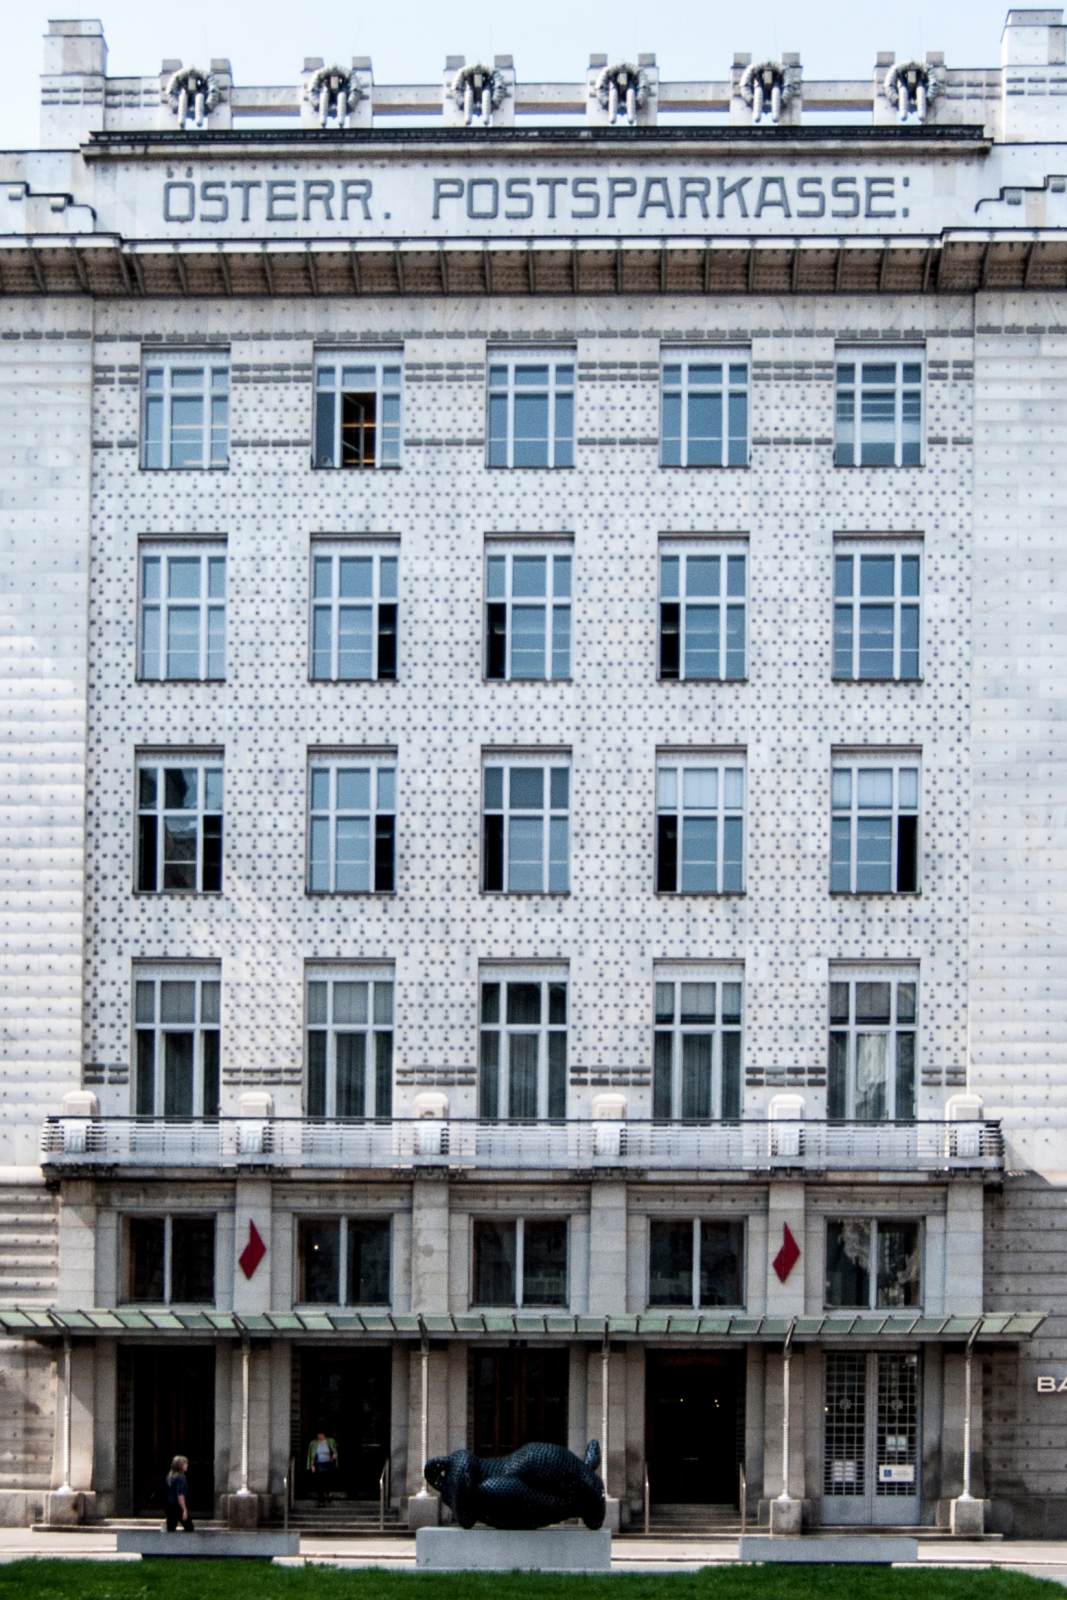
586, 1182, 626, 1528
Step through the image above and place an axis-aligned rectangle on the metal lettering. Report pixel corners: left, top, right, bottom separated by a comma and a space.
678, 177, 711, 219
638, 177, 674, 219
302, 180, 335, 222
340, 179, 373, 221
865, 175, 897, 217
536, 177, 568, 219
755, 176, 791, 217
198, 181, 228, 223
266, 180, 298, 222
1037, 1376, 1056, 1392
570, 177, 600, 219
830, 176, 861, 218
229, 180, 262, 223
432, 178, 464, 220
466, 178, 500, 219
606, 177, 637, 219
162, 181, 196, 223
717, 174, 751, 219
504, 178, 533, 220
795, 176, 827, 218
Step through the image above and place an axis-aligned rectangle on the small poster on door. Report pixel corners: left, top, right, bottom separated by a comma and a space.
830, 1460, 858, 1486
878, 1463, 915, 1484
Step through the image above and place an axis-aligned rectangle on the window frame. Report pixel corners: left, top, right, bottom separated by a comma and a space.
486, 349, 576, 470
138, 543, 226, 683
132, 964, 221, 1120
309, 541, 399, 683
833, 541, 922, 682
312, 350, 403, 470
304, 963, 394, 1120
823, 1217, 923, 1310
655, 752, 746, 895
481, 753, 571, 894
122, 1213, 217, 1306
141, 351, 230, 470
135, 752, 223, 894
660, 348, 750, 468
484, 541, 573, 683
478, 965, 568, 1121
470, 1215, 570, 1309
307, 751, 396, 895
828, 965, 919, 1122
659, 540, 747, 682
647, 1217, 746, 1309
831, 751, 921, 895
834, 348, 925, 469
652, 964, 744, 1120
295, 1214, 393, 1308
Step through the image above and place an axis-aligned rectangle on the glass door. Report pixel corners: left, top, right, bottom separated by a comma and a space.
822, 1350, 920, 1525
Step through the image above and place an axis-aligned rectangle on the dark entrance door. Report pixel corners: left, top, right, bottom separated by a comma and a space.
118, 1345, 216, 1516
295, 1348, 391, 1499
645, 1350, 744, 1504
470, 1348, 569, 1458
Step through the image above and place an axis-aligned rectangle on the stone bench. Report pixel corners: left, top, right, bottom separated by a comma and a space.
115, 1530, 300, 1559
416, 1527, 612, 1571
739, 1534, 919, 1564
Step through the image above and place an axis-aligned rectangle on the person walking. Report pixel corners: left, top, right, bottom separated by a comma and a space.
307, 1430, 338, 1507
165, 1455, 194, 1532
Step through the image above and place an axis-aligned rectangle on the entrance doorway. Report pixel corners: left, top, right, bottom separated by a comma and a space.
116, 1345, 216, 1516
821, 1350, 921, 1525
469, 1348, 569, 1458
645, 1350, 745, 1504
293, 1348, 391, 1500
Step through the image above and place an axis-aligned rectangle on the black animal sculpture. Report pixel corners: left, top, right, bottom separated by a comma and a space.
423, 1440, 606, 1531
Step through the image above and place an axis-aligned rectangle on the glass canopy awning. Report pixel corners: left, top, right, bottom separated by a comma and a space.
0, 1308, 1046, 1342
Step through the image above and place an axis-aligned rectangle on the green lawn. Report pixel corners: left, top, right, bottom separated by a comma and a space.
0, 1563, 1058, 1600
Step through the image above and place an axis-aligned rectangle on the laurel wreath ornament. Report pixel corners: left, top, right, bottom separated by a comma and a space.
451, 63, 508, 125
163, 66, 221, 128
306, 64, 363, 127
739, 60, 794, 124
593, 62, 650, 125
882, 60, 942, 122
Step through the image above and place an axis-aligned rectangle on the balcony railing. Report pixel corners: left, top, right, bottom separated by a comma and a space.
40, 1116, 1004, 1174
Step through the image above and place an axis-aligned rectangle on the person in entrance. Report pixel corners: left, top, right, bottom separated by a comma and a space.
307, 1430, 339, 1506
165, 1455, 194, 1532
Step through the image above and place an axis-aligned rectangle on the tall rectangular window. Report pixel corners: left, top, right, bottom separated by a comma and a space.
313, 353, 402, 468
661, 351, 749, 467
479, 970, 567, 1120
487, 351, 575, 468
311, 546, 398, 682
142, 353, 229, 469
659, 545, 746, 680
297, 1216, 391, 1305
136, 756, 223, 893
831, 755, 919, 893
124, 1215, 216, 1305
306, 967, 393, 1118
308, 755, 395, 893
656, 756, 745, 893
648, 1219, 744, 1308
482, 757, 569, 893
828, 969, 917, 1121
834, 350, 923, 467
825, 1219, 921, 1309
485, 546, 572, 681
653, 967, 743, 1120
134, 966, 220, 1119
472, 1218, 568, 1307
139, 546, 226, 682
834, 546, 921, 681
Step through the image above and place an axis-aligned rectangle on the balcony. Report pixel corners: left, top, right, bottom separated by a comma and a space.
40, 1116, 1005, 1174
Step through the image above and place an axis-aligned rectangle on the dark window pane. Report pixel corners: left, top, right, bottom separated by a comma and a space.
307, 1031, 327, 1117
299, 1218, 341, 1303
479, 1030, 500, 1119
653, 1032, 673, 1120
473, 1219, 516, 1305
656, 815, 678, 892
699, 1220, 743, 1306
163, 1033, 194, 1117
202, 816, 223, 891
341, 389, 377, 468
171, 1217, 215, 1303
201, 1032, 220, 1118
374, 816, 395, 893
128, 1217, 166, 1302
828, 1032, 848, 1119
896, 815, 918, 891
856, 982, 891, 1024
896, 1032, 916, 1120
336, 1034, 367, 1117
523, 1220, 567, 1306
483, 814, 504, 891
347, 1219, 391, 1305
877, 1222, 920, 1308
547, 1032, 566, 1120
660, 602, 680, 679
374, 1031, 393, 1119
649, 1219, 692, 1306
314, 390, 336, 467
377, 604, 398, 680
680, 1034, 712, 1119
825, 1220, 871, 1308
137, 816, 158, 891
135, 1033, 156, 1116
486, 602, 507, 679
506, 983, 541, 1025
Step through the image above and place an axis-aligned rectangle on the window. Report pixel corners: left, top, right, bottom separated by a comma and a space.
831, 755, 919, 893
306, 967, 393, 1118
311, 546, 398, 681
661, 351, 749, 467
485, 546, 571, 681
825, 1219, 921, 1309
136, 756, 222, 893
656, 756, 745, 893
659, 545, 746, 681
834, 546, 921, 681
834, 351, 923, 467
139, 547, 225, 682
653, 968, 743, 1119
142, 353, 229, 469
829, 970, 917, 1121
479, 970, 567, 1120
134, 967, 220, 1118
297, 1217, 391, 1306
472, 1218, 568, 1307
313, 353, 402, 468
648, 1219, 744, 1308
124, 1215, 216, 1305
482, 757, 569, 893
308, 755, 395, 893
487, 351, 574, 468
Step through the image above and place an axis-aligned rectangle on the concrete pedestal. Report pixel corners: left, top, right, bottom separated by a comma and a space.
949, 1495, 988, 1535
407, 1489, 440, 1529
768, 1495, 803, 1534
740, 1534, 919, 1564
115, 1530, 299, 1559
225, 1491, 259, 1529
44, 1489, 94, 1526
416, 1527, 612, 1572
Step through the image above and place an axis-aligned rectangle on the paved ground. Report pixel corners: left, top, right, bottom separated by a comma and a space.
0, 1527, 1066, 1581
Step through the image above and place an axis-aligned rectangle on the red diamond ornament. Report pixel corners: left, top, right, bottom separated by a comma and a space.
772, 1222, 800, 1283
239, 1220, 267, 1279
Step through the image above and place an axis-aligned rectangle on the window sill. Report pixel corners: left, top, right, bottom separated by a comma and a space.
831, 676, 924, 686
133, 890, 223, 898
119, 1301, 218, 1310
658, 677, 748, 686
832, 462, 925, 471
483, 677, 573, 686
136, 678, 226, 686
139, 463, 230, 472
648, 1304, 747, 1313
471, 1304, 570, 1313
824, 1305, 924, 1314
829, 890, 922, 899
485, 463, 576, 471
309, 676, 398, 686
658, 462, 750, 471
306, 890, 397, 898
294, 1302, 392, 1312
480, 890, 571, 898
654, 890, 746, 899
310, 462, 401, 472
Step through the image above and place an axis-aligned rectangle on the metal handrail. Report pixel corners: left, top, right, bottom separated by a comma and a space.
643, 1463, 650, 1536
379, 1456, 390, 1531
739, 1462, 747, 1535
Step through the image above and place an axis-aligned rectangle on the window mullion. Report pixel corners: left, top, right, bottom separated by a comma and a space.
692, 1217, 700, 1308
339, 1218, 349, 1304
516, 1218, 525, 1308
164, 1218, 173, 1305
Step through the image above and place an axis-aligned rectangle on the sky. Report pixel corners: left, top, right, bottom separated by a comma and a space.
1, 0, 1021, 149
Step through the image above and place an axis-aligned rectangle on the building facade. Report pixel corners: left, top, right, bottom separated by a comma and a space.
0, 13, 1064, 1535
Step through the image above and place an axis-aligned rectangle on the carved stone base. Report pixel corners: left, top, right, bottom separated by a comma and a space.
768, 1495, 804, 1534
44, 1490, 95, 1527
949, 1495, 988, 1536
416, 1527, 612, 1571
407, 1489, 441, 1529
225, 1491, 259, 1529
